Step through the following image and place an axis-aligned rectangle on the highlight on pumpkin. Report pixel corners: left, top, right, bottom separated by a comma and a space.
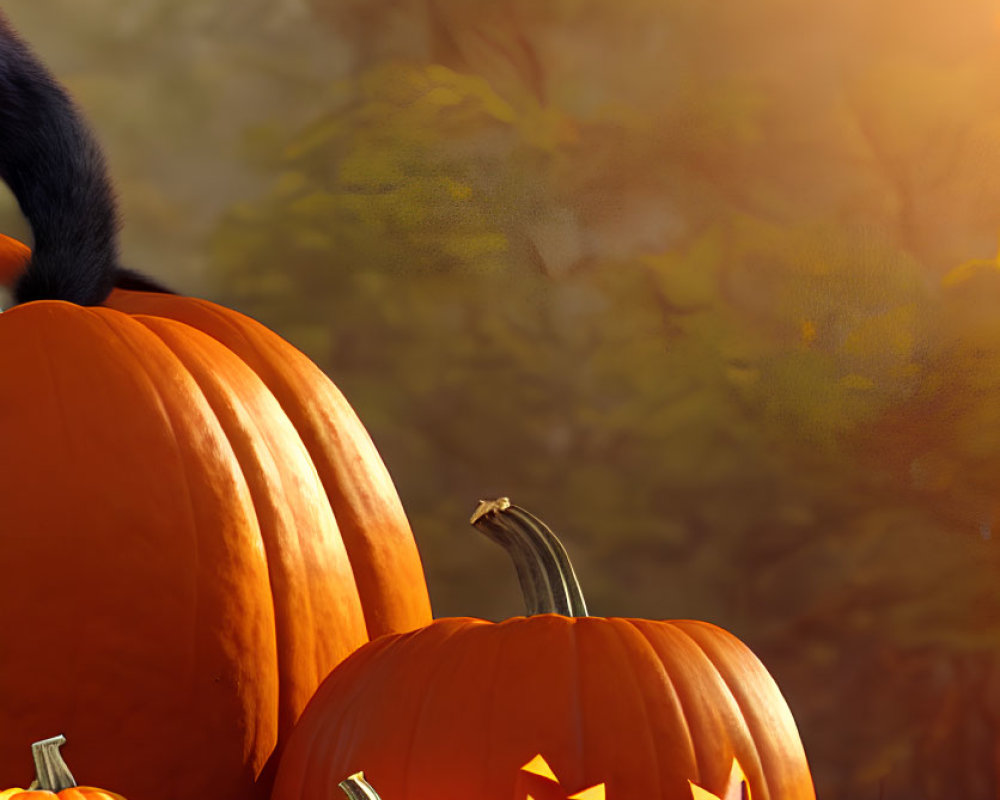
689, 759, 751, 800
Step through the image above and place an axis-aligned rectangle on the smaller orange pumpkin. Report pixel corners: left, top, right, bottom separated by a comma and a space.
0, 736, 125, 800
272, 499, 815, 800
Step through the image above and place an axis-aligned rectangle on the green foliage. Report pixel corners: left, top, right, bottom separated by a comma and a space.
206, 3, 1000, 796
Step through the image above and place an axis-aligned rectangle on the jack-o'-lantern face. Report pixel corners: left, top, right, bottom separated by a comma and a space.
689, 759, 750, 800
516, 755, 606, 800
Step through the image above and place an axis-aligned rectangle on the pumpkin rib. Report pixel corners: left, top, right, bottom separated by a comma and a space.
297, 626, 430, 796
89, 308, 283, 786
607, 619, 675, 796
565, 618, 588, 781
627, 622, 703, 792
90, 311, 225, 752
391, 619, 479, 799
672, 620, 811, 800
131, 312, 370, 734
482, 619, 523, 796
669, 622, 770, 800
104, 289, 432, 640
641, 621, 756, 797
91, 310, 208, 556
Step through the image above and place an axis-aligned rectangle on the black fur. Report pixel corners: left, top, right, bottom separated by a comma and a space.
0, 14, 170, 304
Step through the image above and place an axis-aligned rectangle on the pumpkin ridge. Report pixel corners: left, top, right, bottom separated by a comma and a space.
394, 619, 479, 799
481, 620, 513, 797
613, 618, 674, 796
681, 622, 770, 800
130, 315, 353, 736
671, 619, 814, 800
91, 306, 288, 789
325, 629, 432, 790
638, 620, 730, 791
659, 619, 778, 799
96, 318, 236, 789
88, 310, 212, 565
104, 289, 433, 640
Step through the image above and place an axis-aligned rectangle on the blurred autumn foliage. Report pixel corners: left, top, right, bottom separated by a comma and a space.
5, 0, 1000, 797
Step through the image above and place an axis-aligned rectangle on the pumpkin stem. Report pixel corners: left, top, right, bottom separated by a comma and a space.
0, 14, 119, 305
29, 735, 77, 792
471, 498, 589, 617
339, 771, 382, 800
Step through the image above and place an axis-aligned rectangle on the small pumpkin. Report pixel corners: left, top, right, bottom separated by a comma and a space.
271, 499, 815, 800
0, 736, 125, 800
0, 14, 430, 799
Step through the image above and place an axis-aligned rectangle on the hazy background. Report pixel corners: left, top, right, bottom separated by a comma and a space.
4, 1, 1000, 796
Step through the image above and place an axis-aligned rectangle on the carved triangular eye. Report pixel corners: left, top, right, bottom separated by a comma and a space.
568, 783, 606, 800
521, 754, 559, 782
688, 758, 751, 800
518, 754, 606, 800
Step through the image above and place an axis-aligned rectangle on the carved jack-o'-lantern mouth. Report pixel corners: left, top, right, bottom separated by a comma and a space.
517, 754, 606, 800
337, 755, 751, 799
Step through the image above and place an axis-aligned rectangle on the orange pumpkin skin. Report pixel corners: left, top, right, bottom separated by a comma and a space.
0, 298, 430, 800
271, 614, 815, 800
0, 788, 125, 800
103, 287, 432, 640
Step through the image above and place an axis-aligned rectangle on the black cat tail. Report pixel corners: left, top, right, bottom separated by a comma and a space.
0, 13, 119, 306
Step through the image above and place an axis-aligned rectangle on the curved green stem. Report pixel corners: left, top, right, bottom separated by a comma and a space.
340, 771, 382, 799
29, 735, 77, 792
471, 498, 589, 617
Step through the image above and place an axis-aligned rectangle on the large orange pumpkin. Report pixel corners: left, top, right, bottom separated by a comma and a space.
0, 251, 431, 800
0, 14, 431, 798
271, 500, 815, 800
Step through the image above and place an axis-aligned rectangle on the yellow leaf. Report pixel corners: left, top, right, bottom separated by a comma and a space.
800, 319, 817, 346
942, 252, 1000, 288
